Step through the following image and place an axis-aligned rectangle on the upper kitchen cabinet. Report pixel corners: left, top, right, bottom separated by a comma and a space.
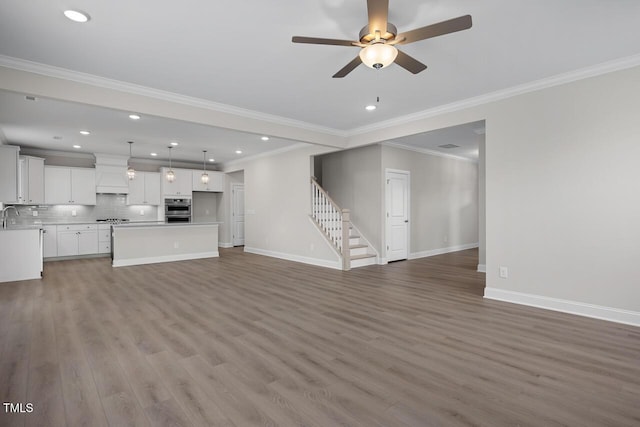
192, 170, 224, 192
160, 167, 192, 197
127, 172, 161, 205
0, 145, 19, 203
45, 166, 97, 205
18, 156, 45, 204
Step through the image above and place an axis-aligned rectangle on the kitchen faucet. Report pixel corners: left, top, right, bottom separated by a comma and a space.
1, 205, 20, 229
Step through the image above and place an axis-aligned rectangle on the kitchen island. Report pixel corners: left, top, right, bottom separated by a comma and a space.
111, 222, 219, 267
0, 227, 42, 283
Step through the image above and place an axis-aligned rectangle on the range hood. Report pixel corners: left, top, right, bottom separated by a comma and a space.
94, 154, 130, 194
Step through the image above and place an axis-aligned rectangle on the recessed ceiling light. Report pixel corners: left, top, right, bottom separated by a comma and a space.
63, 10, 90, 23
365, 105, 377, 111
235, 150, 242, 154
261, 136, 270, 141
208, 158, 215, 162
79, 130, 90, 135
73, 145, 81, 149
150, 152, 158, 157
170, 141, 178, 146
129, 114, 141, 120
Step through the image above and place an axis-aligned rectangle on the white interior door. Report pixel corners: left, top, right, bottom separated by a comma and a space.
386, 170, 409, 262
232, 184, 245, 246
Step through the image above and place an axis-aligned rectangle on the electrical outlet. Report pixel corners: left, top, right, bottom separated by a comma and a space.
32, 211, 38, 217
205, 209, 210, 215
173, 241, 179, 249
71, 210, 77, 217
499, 266, 509, 279
139, 209, 145, 216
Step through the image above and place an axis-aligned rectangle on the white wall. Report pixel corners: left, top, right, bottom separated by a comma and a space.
319, 145, 383, 253
225, 145, 341, 269
381, 145, 479, 258
484, 66, 640, 316
346, 64, 640, 323
192, 191, 219, 223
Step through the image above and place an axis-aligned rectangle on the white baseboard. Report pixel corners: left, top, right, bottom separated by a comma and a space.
113, 251, 219, 267
484, 287, 640, 327
218, 242, 233, 248
409, 243, 479, 260
243, 247, 342, 270
477, 264, 486, 273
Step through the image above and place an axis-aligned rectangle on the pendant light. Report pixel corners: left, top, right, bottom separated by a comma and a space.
201, 150, 209, 184
127, 141, 136, 180
166, 146, 175, 182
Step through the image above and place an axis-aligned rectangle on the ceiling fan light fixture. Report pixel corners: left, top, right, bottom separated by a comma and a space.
63, 10, 90, 23
359, 43, 398, 69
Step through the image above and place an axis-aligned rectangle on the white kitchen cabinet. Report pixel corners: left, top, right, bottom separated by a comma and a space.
127, 172, 161, 205
42, 225, 57, 258
18, 156, 45, 204
0, 145, 19, 203
45, 166, 96, 205
161, 168, 192, 197
192, 170, 224, 192
98, 224, 111, 254
56, 224, 98, 256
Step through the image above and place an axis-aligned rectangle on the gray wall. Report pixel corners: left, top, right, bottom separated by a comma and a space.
319, 144, 383, 253
478, 134, 486, 270
483, 65, 640, 312
381, 145, 479, 256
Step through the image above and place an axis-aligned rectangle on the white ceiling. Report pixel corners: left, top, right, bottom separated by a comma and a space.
386, 120, 484, 160
0, 90, 299, 165
0, 0, 639, 163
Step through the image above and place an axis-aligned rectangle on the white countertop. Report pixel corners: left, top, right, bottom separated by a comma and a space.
112, 221, 222, 229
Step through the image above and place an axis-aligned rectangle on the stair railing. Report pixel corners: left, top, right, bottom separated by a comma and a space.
310, 177, 350, 270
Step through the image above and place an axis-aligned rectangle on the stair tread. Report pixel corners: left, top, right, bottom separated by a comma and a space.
350, 253, 376, 260
349, 244, 368, 249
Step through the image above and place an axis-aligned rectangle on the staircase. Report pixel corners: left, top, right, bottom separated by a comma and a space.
310, 178, 377, 270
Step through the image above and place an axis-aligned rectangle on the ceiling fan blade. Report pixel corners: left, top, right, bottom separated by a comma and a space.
292, 36, 357, 47
367, 0, 389, 35
394, 50, 427, 74
332, 56, 362, 78
396, 15, 472, 45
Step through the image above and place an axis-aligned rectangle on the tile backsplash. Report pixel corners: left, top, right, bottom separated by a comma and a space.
8, 194, 159, 225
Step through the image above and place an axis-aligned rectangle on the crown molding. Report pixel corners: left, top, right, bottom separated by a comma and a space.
221, 142, 309, 171
0, 55, 346, 138
382, 142, 477, 163
2, 53, 639, 145
347, 53, 640, 137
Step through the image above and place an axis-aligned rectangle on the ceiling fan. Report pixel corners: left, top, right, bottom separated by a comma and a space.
292, 0, 472, 78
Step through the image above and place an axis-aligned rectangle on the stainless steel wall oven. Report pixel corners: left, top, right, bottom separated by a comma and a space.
165, 198, 191, 223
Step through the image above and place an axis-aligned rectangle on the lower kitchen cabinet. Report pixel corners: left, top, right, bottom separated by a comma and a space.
56, 224, 98, 256
42, 225, 58, 258
98, 224, 111, 254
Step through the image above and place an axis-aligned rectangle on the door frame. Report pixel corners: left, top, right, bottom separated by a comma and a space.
231, 182, 245, 246
384, 168, 410, 262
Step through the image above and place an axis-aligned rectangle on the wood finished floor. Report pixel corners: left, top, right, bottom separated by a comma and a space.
1, 248, 639, 427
